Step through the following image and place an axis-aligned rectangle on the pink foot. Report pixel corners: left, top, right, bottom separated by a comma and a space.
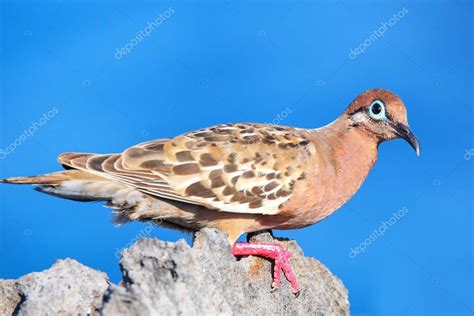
232, 242, 301, 296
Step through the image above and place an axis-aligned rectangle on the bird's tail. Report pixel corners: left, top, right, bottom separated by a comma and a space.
1, 170, 87, 185
1, 170, 188, 228
1, 170, 128, 202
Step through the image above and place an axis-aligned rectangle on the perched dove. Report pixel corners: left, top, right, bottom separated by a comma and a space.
1, 88, 420, 295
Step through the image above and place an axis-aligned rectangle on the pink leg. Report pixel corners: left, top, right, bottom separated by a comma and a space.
232, 242, 301, 296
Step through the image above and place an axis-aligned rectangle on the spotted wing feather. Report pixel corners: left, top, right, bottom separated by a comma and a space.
59, 123, 313, 215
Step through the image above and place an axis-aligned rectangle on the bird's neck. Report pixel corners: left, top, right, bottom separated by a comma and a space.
313, 115, 379, 167
311, 116, 379, 172
305, 116, 379, 217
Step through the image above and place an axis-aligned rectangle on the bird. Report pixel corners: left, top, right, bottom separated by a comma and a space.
1, 88, 420, 296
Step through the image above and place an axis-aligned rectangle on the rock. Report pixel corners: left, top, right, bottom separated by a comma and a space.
1, 259, 110, 316
1, 229, 349, 315
103, 228, 349, 315
0, 280, 21, 315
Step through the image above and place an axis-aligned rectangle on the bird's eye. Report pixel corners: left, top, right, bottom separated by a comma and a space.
368, 100, 386, 120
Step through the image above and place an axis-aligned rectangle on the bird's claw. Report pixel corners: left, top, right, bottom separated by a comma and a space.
232, 242, 301, 296
271, 248, 300, 295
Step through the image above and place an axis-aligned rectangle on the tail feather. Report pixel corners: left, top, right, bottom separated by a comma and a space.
1, 168, 193, 230
1, 170, 148, 209
1, 170, 104, 185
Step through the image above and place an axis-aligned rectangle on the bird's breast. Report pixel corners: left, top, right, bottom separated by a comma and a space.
277, 128, 378, 229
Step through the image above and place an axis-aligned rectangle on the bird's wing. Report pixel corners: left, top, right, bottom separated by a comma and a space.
59, 123, 314, 215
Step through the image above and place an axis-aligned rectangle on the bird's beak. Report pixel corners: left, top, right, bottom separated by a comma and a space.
394, 123, 421, 156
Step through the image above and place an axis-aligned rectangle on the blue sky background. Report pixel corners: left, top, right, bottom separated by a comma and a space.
1, 1, 472, 315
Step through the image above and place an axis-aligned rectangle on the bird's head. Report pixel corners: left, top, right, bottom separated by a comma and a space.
345, 88, 420, 156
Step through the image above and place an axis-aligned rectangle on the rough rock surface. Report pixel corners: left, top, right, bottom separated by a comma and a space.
1, 229, 349, 315
0, 280, 21, 315
1, 259, 109, 315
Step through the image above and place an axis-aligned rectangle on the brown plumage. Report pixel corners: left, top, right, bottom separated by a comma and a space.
1, 88, 420, 294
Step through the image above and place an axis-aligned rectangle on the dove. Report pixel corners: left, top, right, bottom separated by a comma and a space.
1, 88, 420, 295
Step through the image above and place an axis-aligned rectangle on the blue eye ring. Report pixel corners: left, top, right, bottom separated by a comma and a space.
368, 99, 386, 120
